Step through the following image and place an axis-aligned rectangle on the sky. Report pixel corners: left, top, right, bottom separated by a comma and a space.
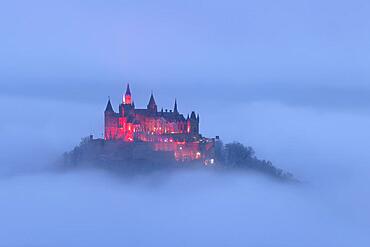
0, 0, 370, 246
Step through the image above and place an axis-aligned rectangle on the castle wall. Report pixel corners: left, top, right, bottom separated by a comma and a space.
104, 86, 208, 161
104, 113, 118, 140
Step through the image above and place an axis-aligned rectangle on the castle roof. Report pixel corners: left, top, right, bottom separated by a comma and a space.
105, 99, 114, 112
147, 93, 157, 111
174, 99, 178, 114
133, 108, 185, 122
125, 84, 131, 95
148, 93, 156, 106
161, 112, 186, 122
134, 109, 152, 115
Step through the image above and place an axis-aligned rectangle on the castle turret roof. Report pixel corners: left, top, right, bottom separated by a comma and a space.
174, 99, 178, 114
125, 84, 131, 96
105, 99, 114, 112
147, 92, 157, 111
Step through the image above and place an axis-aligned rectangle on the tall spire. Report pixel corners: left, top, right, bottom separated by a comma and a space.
124, 83, 132, 105
174, 99, 178, 114
125, 84, 131, 96
147, 92, 157, 112
105, 98, 114, 112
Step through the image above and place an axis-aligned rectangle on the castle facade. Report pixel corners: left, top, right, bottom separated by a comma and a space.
104, 84, 215, 162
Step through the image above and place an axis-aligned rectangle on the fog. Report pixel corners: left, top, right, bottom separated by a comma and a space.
1, 169, 369, 247
1, 95, 369, 246
1, 0, 370, 246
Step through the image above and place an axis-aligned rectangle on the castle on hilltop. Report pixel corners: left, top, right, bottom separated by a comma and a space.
104, 84, 216, 163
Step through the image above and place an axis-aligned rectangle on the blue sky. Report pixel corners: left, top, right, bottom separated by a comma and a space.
1, 0, 370, 110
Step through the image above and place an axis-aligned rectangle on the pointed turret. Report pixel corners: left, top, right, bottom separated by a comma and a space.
186, 114, 191, 133
104, 97, 119, 140
174, 99, 178, 114
105, 98, 114, 112
147, 92, 157, 112
125, 84, 131, 95
188, 111, 199, 134
124, 83, 132, 105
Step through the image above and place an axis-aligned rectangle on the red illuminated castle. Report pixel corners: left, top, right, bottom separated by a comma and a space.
104, 84, 216, 162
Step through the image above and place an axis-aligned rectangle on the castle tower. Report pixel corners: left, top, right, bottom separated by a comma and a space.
189, 111, 199, 134
147, 92, 158, 112
124, 84, 132, 105
104, 98, 118, 140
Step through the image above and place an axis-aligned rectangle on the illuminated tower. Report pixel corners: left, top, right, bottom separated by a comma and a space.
104, 98, 118, 140
124, 84, 132, 105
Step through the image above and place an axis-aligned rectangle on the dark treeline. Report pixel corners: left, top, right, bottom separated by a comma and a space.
214, 141, 294, 181
62, 138, 295, 181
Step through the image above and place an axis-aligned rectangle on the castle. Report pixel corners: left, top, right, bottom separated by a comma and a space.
104, 84, 216, 163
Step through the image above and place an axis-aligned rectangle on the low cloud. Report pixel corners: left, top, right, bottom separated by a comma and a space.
0, 169, 369, 247
0, 96, 369, 246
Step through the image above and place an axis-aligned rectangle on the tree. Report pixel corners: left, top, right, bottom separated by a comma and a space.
224, 142, 255, 166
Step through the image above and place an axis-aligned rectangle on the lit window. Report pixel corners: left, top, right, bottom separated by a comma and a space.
196, 152, 201, 159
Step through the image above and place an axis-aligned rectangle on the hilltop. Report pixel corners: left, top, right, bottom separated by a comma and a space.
62, 84, 295, 181
63, 136, 294, 181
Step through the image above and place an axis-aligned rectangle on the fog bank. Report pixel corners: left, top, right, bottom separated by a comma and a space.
0, 170, 369, 247
0, 96, 370, 246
